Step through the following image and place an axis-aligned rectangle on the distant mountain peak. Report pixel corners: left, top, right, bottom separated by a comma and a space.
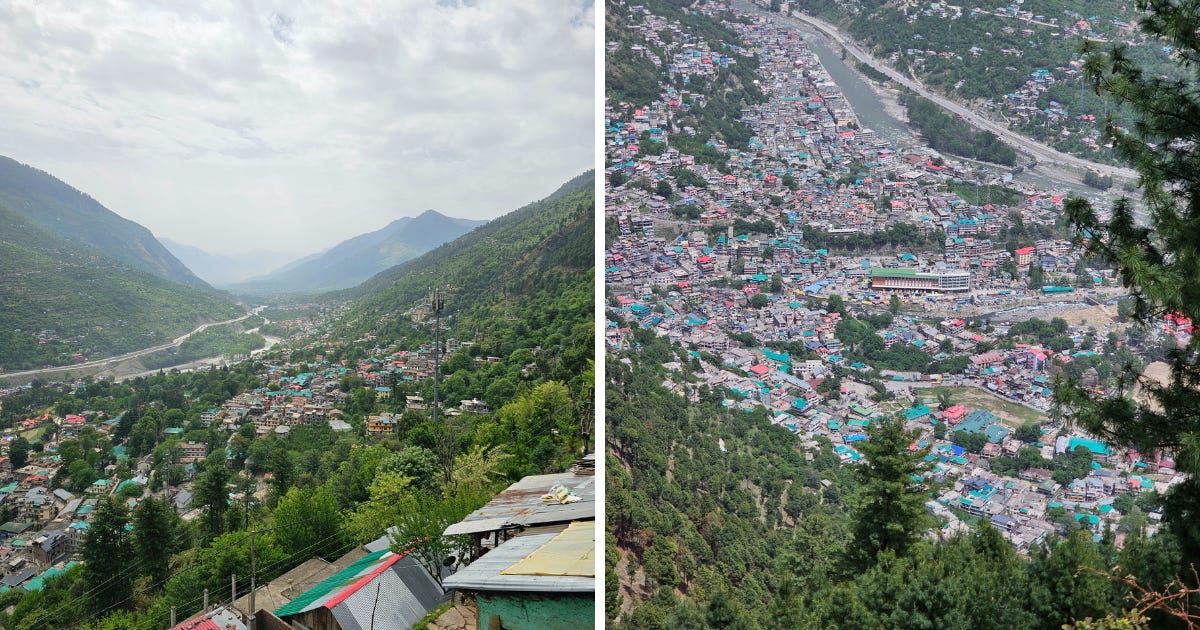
228, 209, 488, 294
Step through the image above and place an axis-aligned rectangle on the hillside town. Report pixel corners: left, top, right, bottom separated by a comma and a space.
0, 319, 594, 628
605, 1, 1182, 552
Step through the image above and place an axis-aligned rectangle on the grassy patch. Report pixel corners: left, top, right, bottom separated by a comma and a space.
948, 182, 1025, 207
949, 505, 981, 527
411, 601, 455, 630
923, 385, 1047, 427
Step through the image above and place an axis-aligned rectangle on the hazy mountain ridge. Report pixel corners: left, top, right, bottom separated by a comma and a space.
160, 238, 299, 286
0, 156, 205, 286
229, 209, 487, 294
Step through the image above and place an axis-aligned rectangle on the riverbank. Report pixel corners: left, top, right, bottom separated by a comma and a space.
0, 307, 274, 386
795, 9, 1130, 205
738, 0, 1138, 184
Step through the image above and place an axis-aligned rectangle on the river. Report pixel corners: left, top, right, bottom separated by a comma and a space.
0, 307, 283, 386
744, 0, 1115, 200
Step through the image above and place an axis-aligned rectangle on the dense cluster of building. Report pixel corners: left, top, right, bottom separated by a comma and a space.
0, 313, 592, 629
606, 0, 1183, 552
607, 7, 1122, 320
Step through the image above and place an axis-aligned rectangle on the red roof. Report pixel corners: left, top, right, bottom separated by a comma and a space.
171, 620, 224, 630
748, 364, 769, 376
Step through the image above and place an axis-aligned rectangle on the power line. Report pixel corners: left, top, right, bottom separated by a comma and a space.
149, 530, 362, 630
50, 476, 455, 630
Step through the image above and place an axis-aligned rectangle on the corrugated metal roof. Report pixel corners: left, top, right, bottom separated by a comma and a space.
170, 606, 246, 630
234, 557, 333, 615
274, 549, 394, 618
331, 555, 447, 630
501, 521, 594, 577
443, 472, 595, 536
442, 529, 594, 593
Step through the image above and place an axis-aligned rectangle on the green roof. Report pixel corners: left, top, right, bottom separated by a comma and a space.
906, 405, 932, 420
870, 267, 936, 279
871, 267, 918, 277
274, 549, 392, 617
762, 349, 791, 364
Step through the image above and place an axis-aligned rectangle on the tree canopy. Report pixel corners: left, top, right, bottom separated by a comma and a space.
1060, 0, 1200, 581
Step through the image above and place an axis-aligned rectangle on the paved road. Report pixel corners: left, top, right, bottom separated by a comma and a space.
735, 0, 1139, 180
0, 307, 262, 381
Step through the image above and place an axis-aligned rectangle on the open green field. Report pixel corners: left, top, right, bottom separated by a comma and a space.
919, 385, 1047, 427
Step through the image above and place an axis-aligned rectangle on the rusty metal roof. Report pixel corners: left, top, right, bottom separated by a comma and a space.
443, 471, 595, 536
442, 527, 594, 593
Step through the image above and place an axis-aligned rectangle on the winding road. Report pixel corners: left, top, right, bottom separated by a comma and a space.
735, 0, 1139, 180
0, 307, 263, 383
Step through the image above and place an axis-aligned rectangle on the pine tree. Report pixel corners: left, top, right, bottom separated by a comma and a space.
132, 497, 174, 587
1026, 530, 1115, 627
81, 497, 133, 615
1028, 262, 1044, 289
847, 414, 935, 570
1060, 0, 1200, 577
193, 460, 229, 539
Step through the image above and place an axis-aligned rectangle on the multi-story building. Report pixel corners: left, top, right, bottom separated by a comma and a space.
869, 268, 971, 292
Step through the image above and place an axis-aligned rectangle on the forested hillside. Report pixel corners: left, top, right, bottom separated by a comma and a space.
605, 330, 1195, 629
324, 171, 595, 410
0, 156, 203, 285
0, 205, 241, 370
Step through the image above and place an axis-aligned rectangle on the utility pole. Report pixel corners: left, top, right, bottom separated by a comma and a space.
245, 518, 306, 630
431, 287, 445, 427
249, 531, 257, 630
430, 288, 455, 488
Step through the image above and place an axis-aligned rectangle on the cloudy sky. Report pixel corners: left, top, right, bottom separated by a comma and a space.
0, 0, 594, 256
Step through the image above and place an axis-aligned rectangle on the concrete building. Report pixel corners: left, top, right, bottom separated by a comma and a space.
869, 268, 971, 292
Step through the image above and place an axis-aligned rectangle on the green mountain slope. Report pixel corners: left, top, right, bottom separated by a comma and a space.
331, 171, 594, 373
0, 156, 204, 285
0, 205, 241, 370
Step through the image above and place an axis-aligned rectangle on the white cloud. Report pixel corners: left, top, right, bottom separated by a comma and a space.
0, 0, 594, 256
